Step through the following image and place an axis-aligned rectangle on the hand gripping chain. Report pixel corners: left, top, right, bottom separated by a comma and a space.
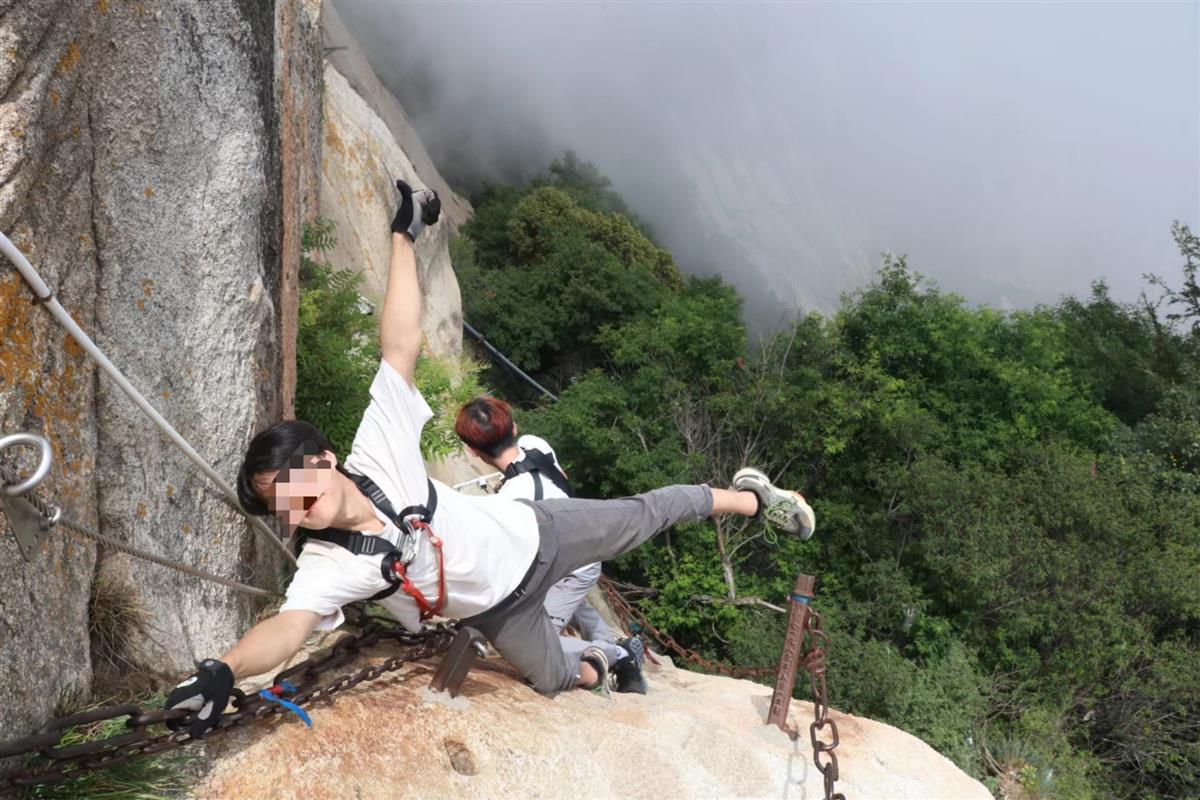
0, 625, 455, 788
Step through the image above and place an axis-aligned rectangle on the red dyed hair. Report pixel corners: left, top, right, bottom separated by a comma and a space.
455, 396, 517, 458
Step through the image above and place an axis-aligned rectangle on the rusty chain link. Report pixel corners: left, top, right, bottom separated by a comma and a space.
599, 576, 776, 679
601, 575, 844, 800
0, 624, 454, 788
803, 607, 844, 800
3, 576, 842, 795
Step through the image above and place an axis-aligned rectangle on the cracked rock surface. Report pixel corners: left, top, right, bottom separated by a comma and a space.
195, 646, 993, 800
0, 0, 318, 741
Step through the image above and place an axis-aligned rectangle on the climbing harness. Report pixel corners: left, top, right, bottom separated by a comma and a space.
501, 447, 572, 500
0, 231, 296, 566
0, 243, 848, 795
298, 472, 447, 619
0, 432, 281, 598
0, 624, 454, 788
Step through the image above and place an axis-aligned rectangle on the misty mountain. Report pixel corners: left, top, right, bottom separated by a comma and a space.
335, 1, 1199, 328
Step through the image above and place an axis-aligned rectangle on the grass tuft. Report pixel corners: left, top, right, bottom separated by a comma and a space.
89, 573, 153, 674
22, 693, 196, 800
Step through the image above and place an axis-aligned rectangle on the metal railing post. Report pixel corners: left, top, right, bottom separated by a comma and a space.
766, 573, 815, 732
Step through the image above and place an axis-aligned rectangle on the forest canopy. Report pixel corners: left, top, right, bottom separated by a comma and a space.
451, 155, 1200, 800
298, 153, 1198, 799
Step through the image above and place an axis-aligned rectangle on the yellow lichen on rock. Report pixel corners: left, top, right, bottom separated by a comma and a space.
56, 42, 81, 75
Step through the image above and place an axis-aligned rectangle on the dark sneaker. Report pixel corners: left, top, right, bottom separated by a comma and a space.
610, 636, 648, 695
581, 645, 610, 695
731, 467, 816, 540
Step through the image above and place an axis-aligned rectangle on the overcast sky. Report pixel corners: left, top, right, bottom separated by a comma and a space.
337, 1, 1200, 324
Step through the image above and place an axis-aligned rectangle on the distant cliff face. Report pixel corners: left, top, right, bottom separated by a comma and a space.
0, 0, 320, 740
319, 65, 464, 356
318, 0, 471, 357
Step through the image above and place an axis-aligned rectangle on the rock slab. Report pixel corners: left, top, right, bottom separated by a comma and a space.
194, 646, 992, 800
318, 0, 472, 357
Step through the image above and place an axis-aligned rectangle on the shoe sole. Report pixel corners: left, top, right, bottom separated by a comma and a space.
731, 467, 816, 540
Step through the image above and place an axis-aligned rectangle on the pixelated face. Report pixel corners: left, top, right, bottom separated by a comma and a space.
261, 450, 339, 531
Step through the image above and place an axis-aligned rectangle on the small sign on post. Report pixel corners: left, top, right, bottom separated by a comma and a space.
766, 573, 816, 735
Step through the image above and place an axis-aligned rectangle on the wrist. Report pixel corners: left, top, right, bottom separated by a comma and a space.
216, 652, 239, 679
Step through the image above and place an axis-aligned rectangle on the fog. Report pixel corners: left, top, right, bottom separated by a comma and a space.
336, 1, 1199, 323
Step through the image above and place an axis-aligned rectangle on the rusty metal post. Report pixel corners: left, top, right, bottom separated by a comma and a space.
766, 574, 815, 733
430, 626, 487, 698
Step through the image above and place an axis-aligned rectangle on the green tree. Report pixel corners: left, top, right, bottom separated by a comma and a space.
457, 160, 1200, 798
296, 219, 379, 454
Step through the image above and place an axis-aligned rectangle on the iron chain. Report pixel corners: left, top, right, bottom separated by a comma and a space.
601, 575, 845, 800
804, 609, 845, 800
599, 576, 776, 679
0, 624, 453, 788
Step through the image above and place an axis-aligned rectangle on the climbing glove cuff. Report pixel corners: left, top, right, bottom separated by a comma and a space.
390, 178, 442, 241
164, 658, 235, 738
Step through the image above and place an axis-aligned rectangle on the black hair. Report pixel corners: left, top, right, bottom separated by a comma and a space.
237, 420, 336, 516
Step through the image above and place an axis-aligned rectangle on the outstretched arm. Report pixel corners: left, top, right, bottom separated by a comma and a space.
380, 180, 441, 383
380, 233, 422, 382
163, 610, 320, 738
220, 610, 321, 679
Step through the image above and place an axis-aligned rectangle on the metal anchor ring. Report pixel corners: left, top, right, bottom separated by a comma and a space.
0, 433, 53, 497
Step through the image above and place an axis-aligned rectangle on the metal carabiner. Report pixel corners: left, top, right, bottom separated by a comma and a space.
0, 432, 53, 497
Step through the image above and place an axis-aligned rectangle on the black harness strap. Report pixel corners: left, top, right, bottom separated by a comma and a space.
296, 474, 438, 603
344, 472, 437, 527
501, 448, 572, 499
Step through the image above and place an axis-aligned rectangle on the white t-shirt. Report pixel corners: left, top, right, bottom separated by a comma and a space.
497, 435, 598, 579
280, 361, 540, 632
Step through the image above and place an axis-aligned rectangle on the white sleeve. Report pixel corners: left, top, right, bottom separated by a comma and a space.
279, 550, 355, 632
377, 593, 423, 633
346, 360, 435, 506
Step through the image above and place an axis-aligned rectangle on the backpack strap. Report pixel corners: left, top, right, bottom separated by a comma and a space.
501, 448, 572, 499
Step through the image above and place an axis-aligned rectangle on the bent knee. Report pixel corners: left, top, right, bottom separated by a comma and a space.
526, 660, 579, 696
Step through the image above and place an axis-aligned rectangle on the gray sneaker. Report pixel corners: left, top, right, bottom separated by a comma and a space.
731, 467, 816, 540
611, 636, 648, 695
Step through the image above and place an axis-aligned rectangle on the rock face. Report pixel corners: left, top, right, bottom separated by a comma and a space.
194, 644, 993, 800
0, 0, 319, 742
318, 0, 471, 357
321, 1, 472, 233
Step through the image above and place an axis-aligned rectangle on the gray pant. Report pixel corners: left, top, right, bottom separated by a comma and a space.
466, 485, 713, 694
544, 562, 623, 664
